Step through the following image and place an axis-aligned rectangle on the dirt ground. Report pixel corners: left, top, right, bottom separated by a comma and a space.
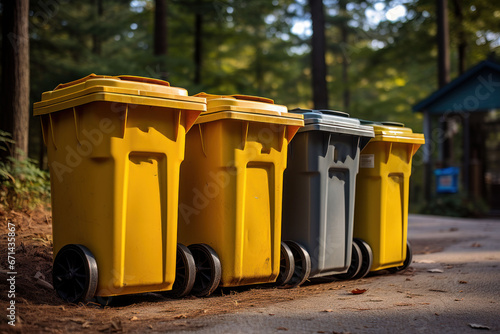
0, 208, 455, 334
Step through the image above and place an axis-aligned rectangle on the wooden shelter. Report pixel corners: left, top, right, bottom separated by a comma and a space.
413, 59, 500, 213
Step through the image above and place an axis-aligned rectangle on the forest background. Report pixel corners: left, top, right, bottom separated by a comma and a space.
1, 0, 499, 213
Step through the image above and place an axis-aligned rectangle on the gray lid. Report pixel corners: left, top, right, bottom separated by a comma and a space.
290, 108, 374, 137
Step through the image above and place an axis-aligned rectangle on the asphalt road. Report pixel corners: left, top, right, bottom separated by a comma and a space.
173, 214, 500, 334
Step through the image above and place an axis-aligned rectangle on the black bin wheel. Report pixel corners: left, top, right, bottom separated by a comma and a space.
352, 238, 373, 279
188, 244, 221, 297
284, 240, 311, 287
391, 240, 413, 272
53, 244, 98, 303
276, 241, 295, 286
332, 242, 363, 280
169, 243, 196, 298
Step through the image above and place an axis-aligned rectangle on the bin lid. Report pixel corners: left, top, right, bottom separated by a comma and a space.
192, 93, 304, 127
289, 108, 374, 138
33, 74, 206, 116
362, 121, 425, 144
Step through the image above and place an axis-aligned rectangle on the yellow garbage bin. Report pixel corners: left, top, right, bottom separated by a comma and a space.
178, 93, 304, 296
353, 122, 424, 277
33, 74, 206, 303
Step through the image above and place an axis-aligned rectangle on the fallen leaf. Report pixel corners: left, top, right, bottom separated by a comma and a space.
469, 323, 490, 330
269, 313, 275, 316
459, 280, 468, 284
111, 319, 122, 331
277, 327, 288, 331
34, 271, 45, 280
350, 288, 367, 295
148, 325, 153, 329
32, 237, 48, 243
471, 243, 482, 248
394, 303, 412, 306
429, 289, 447, 293
414, 259, 436, 264
455, 298, 463, 301
174, 314, 187, 319
130, 316, 138, 321
449, 227, 459, 232
428, 269, 444, 273
82, 321, 91, 328
321, 309, 334, 313
36, 279, 54, 290
71, 318, 86, 324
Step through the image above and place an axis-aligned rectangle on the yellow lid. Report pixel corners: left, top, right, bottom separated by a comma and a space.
371, 124, 425, 144
194, 93, 303, 120
34, 74, 206, 116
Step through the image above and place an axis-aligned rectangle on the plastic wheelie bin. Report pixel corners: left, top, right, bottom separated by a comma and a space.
33, 74, 206, 303
352, 121, 425, 278
177, 93, 304, 296
281, 109, 375, 286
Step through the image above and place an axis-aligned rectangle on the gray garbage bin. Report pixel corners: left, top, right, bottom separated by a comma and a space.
281, 109, 374, 286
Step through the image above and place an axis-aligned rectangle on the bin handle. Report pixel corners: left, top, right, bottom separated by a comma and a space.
54, 73, 107, 90
116, 75, 170, 87
54, 73, 171, 90
195, 92, 274, 104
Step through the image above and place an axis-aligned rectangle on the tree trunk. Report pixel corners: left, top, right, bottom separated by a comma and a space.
92, 0, 103, 55
154, 0, 168, 56
437, 0, 450, 88
1, 0, 30, 160
452, 0, 467, 75
194, 12, 203, 85
309, 0, 328, 109
339, 0, 350, 111
436, 0, 452, 173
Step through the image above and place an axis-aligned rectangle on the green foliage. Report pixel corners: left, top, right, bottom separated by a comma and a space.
0, 132, 50, 210
20, 0, 500, 214
420, 193, 490, 218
